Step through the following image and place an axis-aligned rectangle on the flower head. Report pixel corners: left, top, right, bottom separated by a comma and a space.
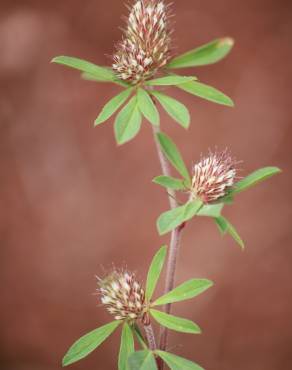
190, 150, 237, 203
113, 0, 172, 84
98, 270, 146, 321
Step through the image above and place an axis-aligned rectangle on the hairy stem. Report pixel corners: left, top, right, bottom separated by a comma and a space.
152, 125, 186, 368
144, 323, 157, 351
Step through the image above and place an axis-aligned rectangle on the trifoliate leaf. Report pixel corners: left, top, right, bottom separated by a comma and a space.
137, 88, 160, 126
153, 279, 213, 306
156, 132, 191, 184
156, 351, 204, 370
95, 88, 133, 126
114, 96, 142, 145
62, 321, 121, 366
151, 91, 190, 129
119, 323, 135, 370
157, 200, 203, 236
167, 37, 234, 69
215, 216, 244, 249
146, 245, 167, 300
153, 176, 187, 190
128, 350, 157, 370
146, 76, 196, 86
231, 167, 281, 195
150, 309, 201, 334
178, 81, 234, 107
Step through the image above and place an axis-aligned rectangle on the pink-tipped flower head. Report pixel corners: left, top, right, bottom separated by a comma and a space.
190, 150, 237, 203
113, 0, 172, 84
98, 270, 146, 321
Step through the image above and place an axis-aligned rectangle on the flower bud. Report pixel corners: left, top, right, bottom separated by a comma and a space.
190, 150, 237, 203
113, 0, 172, 84
98, 270, 146, 321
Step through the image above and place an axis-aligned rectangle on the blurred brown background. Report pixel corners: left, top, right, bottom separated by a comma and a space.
1, 0, 292, 369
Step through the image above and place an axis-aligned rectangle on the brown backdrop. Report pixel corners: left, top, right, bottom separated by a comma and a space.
1, 0, 292, 369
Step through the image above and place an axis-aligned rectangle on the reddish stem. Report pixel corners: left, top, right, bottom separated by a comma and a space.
152, 124, 186, 370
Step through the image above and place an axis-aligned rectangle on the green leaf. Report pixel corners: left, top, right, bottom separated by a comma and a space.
114, 96, 142, 145
157, 200, 203, 236
153, 279, 213, 306
146, 246, 167, 301
151, 91, 190, 129
197, 203, 224, 218
81, 72, 129, 87
150, 309, 201, 334
119, 323, 135, 370
137, 88, 160, 126
178, 81, 234, 107
128, 350, 157, 370
133, 324, 147, 350
219, 193, 234, 204
153, 176, 187, 190
167, 37, 234, 69
52, 56, 115, 82
231, 167, 281, 195
215, 216, 244, 249
146, 76, 196, 86
62, 320, 121, 366
81, 72, 107, 82
94, 88, 133, 126
215, 215, 228, 235
156, 132, 191, 184
156, 351, 204, 370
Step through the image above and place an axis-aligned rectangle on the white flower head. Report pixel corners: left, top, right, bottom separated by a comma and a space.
113, 0, 172, 84
190, 149, 238, 203
97, 270, 146, 321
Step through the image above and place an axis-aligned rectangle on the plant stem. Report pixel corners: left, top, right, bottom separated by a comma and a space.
152, 125, 186, 369
158, 222, 185, 353
144, 323, 157, 351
